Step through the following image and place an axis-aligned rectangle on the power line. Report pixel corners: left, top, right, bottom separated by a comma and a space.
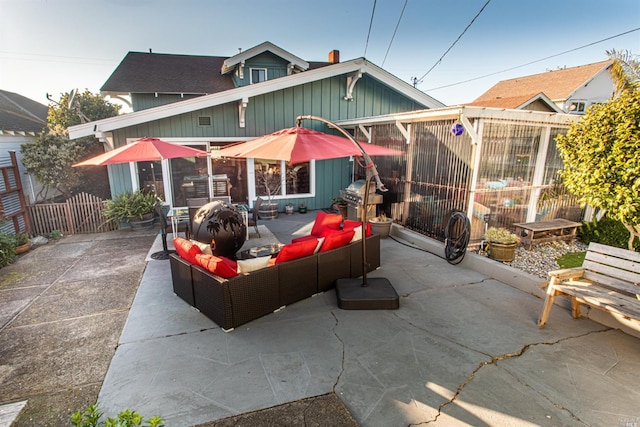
415, 0, 491, 84
363, 0, 378, 58
381, 0, 409, 67
424, 27, 640, 92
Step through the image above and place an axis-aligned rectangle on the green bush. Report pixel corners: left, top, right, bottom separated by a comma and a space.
104, 191, 157, 223
578, 216, 640, 250
70, 404, 164, 427
0, 232, 17, 268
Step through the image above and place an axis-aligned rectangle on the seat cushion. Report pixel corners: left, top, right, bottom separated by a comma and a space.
310, 211, 343, 236
319, 229, 355, 252
275, 238, 320, 264
173, 237, 202, 264
195, 254, 238, 278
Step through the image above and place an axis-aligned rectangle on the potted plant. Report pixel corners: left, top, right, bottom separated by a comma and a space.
298, 203, 307, 214
254, 168, 281, 219
104, 190, 157, 230
285, 203, 295, 215
14, 232, 31, 254
485, 226, 519, 262
331, 196, 348, 217
368, 212, 392, 238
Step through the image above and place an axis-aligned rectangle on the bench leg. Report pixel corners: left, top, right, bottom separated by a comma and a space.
538, 281, 559, 327
570, 297, 581, 319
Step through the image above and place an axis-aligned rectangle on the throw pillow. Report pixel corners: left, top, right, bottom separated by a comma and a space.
190, 239, 213, 255
173, 237, 202, 264
310, 211, 343, 236
274, 238, 319, 264
237, 255, 271, 274
343, 219, 372, 237
319, 229, 355, 252
314, 237, 325, 254
291, 235, 319, 244
195, 254, 238, 279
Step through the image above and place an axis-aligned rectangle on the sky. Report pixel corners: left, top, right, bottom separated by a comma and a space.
1, 0, 639, 109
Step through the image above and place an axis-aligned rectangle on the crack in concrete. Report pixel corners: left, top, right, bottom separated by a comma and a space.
329, 311, 346, 391
397, 277, 493, 299
424, 329, 613, 425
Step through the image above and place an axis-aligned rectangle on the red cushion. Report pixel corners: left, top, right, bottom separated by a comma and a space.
291, 235, 319, 244
310, 211, 343, 236
195, 254, 238, 278
319, 229, 355, 252
274, 238, 319, 264
173, 237, 202, 264
342, 219, 372, 237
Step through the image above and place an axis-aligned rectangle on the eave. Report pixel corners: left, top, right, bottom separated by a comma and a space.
69, 58, 445, 140
221, 41, 309, 74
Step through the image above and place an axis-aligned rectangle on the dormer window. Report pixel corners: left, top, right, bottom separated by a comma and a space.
250, 68, 267, 84
569, 101, 587, 114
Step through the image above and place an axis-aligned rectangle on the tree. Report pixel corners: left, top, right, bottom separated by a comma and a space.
555, 52, 640, 250
20, 90, 120, 201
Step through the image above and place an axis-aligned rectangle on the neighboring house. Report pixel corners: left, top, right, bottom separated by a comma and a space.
0, 89, 48, 204
468, 60, 614, 113
69, 41, 445, 211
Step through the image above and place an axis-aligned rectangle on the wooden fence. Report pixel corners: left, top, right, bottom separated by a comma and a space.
28, 192, 118, 235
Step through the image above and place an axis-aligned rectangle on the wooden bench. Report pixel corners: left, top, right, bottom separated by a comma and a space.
538, 242, 640, 328
513, 218, 582, 250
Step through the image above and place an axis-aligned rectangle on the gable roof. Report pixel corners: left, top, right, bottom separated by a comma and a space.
466, 92, 562, 112
70, 57, 445, 139
221, 41, 309, 74
101, 52, 237, 95
0, 90, 48, 135
472, 60, 613, 104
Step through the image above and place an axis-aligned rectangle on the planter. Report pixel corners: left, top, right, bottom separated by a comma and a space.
129, 214, 155, 231
258, 203, 279, 220
488, 241, 516, 262
298, 205, 307, 214
15, 243, 31, 254
285, 204, 295, 215
369, 219, 392, 239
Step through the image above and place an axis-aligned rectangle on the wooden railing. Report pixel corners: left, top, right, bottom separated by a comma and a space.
28, 192, 118, 236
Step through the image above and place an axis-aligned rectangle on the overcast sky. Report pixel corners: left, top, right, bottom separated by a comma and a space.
1, 0, 639, 109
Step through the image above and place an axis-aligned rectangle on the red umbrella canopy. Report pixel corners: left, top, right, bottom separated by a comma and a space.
73, 137, 209, 167
214, 127, 404, 164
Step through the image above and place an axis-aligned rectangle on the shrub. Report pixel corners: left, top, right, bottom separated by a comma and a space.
578, 217, 640, 251
0, 232, 17, 268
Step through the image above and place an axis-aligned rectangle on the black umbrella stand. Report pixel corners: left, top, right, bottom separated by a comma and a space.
296, 115, 399, 310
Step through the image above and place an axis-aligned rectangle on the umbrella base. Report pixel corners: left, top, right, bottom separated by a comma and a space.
335, 277, 399, 310
150, 250, 176, 260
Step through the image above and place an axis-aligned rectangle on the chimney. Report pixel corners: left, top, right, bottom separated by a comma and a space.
328, 50, 340, 64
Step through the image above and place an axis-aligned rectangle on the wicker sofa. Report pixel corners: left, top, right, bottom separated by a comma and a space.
169, 233, 380, 331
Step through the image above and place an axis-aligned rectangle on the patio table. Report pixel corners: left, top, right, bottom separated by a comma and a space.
513, 218, 582, 250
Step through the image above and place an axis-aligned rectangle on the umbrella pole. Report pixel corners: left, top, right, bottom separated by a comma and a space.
296, 115, 399, 310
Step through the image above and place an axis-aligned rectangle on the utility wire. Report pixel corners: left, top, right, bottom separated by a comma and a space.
363, 0, 377, 58
425, 27, 640, 92
416, 0, 491, 84
381, 0, 409, 67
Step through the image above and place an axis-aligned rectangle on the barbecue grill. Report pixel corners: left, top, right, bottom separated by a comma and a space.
340, 179, 383, 221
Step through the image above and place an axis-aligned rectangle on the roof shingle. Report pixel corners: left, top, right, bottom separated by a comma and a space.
0, 90, 48, 133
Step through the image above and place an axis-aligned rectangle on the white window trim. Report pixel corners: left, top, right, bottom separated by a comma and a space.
250, 67, 267, 84
247, 159, 316, 208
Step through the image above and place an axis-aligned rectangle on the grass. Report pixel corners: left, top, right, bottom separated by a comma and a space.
556, 251, 586, 268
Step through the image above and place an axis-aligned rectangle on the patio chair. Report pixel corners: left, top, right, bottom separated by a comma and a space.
150, 204, 189, 260
247, 197, 262, 238
187, 197, 209, 225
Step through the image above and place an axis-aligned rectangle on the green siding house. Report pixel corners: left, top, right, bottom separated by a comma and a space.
69, 41, 444, 212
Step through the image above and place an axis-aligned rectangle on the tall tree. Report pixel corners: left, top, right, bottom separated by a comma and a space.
555, 51, 640, 250
21, 90, 120, 201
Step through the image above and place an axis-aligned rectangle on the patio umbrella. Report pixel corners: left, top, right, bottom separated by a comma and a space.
73, 137, 209, 167
214, 126, 404, 165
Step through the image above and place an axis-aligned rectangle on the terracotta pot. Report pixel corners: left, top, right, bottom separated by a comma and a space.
15, 243, 30, 254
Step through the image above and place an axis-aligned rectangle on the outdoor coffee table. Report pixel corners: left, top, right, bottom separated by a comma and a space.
237, 243, 284, 260
513, 218, 581, 250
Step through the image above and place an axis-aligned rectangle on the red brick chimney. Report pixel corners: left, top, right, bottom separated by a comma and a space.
328, 50, 340, 64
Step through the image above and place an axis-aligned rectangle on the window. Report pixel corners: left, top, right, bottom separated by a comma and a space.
254, 160, 312, 198
569, 101, 586, 114
250, 68, 267, 84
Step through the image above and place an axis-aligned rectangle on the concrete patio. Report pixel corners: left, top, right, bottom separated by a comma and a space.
102, 213, 639, 426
